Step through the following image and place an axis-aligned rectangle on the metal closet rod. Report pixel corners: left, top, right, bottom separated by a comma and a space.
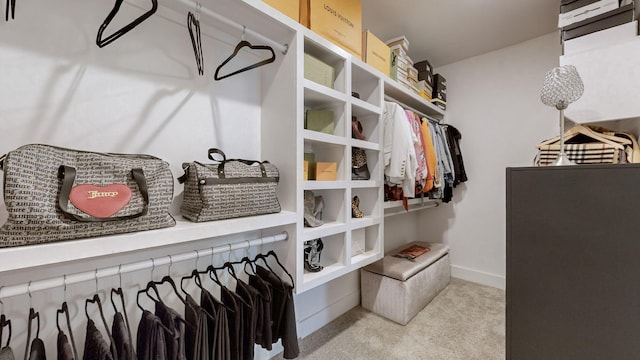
175, 0, 289, 55
0, 231, 288, 299
383, 95, 441, 123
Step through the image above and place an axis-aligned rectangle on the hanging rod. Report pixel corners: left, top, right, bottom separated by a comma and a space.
174, 0, 289, 55
384, 95, 441, 123
384, 199, 440, 218
0, 231, 288, 299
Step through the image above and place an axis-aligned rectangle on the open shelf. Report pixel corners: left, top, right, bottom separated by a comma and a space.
0, 211, 297, 273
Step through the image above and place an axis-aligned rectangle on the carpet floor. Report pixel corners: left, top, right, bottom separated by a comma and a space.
275, 277, 505, 360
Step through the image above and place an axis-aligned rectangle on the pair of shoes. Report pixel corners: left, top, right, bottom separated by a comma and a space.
352, 196, 364, 218
304, 238, 324, 272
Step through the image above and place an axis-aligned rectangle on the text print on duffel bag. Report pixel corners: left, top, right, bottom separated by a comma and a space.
179, 148, 281, 222
0, 144, 175, 247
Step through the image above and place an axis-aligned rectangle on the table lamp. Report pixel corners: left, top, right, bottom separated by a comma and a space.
540, 65, 584, 165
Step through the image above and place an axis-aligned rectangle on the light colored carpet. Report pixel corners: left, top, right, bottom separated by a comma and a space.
276, 277, 505, 360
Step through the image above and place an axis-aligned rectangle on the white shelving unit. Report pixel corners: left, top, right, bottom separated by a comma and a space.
0, 0, 447, 296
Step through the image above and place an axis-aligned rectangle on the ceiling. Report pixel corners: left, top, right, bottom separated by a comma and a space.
361, 0, 560, 68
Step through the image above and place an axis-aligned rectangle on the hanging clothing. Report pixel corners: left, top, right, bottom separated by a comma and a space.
443, 125, 468, 186
83, 319, 113, 360
256, 265, 299, 359
184, 294, 209, 360
57, 331, 74, 360
420, 118, 438, 193
248, 273, 272, 350
200, 289, 230, 360
383, 101, 418, 198
155, 302, 186, 360
136, 310, 167, 360
405, 110, 428, 191
235, 281, 258, 360
221, 286, 244, 360
111, 312, 134, 360
28, 338, 46, 360
0, 347, 15, 360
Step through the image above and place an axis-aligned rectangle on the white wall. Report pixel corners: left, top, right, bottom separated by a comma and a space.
417, 33, 562, 289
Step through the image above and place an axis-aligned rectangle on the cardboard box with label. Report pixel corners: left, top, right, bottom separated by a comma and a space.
304, 53, 335, 88
263, 0, 299, 21
315, 162, 337, 181
362, 29, 390, 77
300, 0, 362, 59
305, 109, 335, 134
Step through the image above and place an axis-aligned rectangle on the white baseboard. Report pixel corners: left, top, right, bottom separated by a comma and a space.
451, 264, 505, 290
297, 289, 361, 338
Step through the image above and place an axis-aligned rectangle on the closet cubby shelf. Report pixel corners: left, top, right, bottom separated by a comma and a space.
302, 222, 347, 241
351, 250, 381, 268
303, 130, 348, 146
352, 98, 382, 116
383, 78, 445, 118
350, 180, 381, 189
302, 262, 348, 289
304, 180, 348, 190
351, 138, 380, 151
0, 211, 297, 273
304, 80, 348, 103
349, 217, 381, 230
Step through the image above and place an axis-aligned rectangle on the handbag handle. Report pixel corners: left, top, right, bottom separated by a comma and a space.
57, 165, 149, 222
207, 148, 270, 178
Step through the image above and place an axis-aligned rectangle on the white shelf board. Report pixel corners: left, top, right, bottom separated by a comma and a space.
304, 80, 348, 105
350, 250, 383, 268
350, 180, 380, 189
352, 97, 382, 116
302, 221, 348, 241
383, 198, 441, 217
303, 129, 348, 146
0, 211, 297, 273
301, 262, 348, 291
303, 180, 348, 190
349, 216, 381, 230
383, 78, 445, 119
351, 138, 380, 151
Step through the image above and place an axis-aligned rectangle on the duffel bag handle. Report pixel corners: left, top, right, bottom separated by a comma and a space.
208, 148, 226, 161
207, 148, 270, 178
58, 165, 149, 222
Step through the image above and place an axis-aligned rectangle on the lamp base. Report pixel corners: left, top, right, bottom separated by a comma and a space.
552, 152, 575, 166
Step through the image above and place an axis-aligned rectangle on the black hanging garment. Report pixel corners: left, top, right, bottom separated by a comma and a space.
184, 294, 209, 360
220, 287, 244, 360
235, 281, 259, 360
256, 265, 300, 359
83, 319, 113, 360
200, 289, 230, 360
155, 302, 186, 360
136, 310, 167, 360
111, 313, 134, 360
248, 273, 273, 349
57, 331, 74, 360
443, 125, 468, 186
28, 339, 46, 360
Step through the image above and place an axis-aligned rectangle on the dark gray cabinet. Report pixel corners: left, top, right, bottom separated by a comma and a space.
506, 165, 640, 360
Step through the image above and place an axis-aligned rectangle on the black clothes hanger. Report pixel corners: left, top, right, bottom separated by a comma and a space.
24, 307, 39, 360
255, 250, 295, 289
187, 8, 204, 76
56, 301, 78, 360
0, 314, 10, 349
96, 0, 158, 48
85, 294, 113, 341
214, 39, 276, 81
110, 287, 134, 355
5, 0, 15, 21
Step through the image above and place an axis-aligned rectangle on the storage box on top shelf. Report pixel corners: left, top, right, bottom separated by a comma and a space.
390, 51, 399, 80
558, 0, 620, 28
300, 0, 363, 59
304, 52, 335, 88
385, 35, 409, 53
263, 0, 299, 21
432, 73, 447, 101
563, 20, 638, 54
561, 2, 637, 42
362, 29, 391, 76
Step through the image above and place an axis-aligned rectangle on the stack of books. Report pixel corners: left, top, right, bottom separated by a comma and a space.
386, 36, 418, 93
